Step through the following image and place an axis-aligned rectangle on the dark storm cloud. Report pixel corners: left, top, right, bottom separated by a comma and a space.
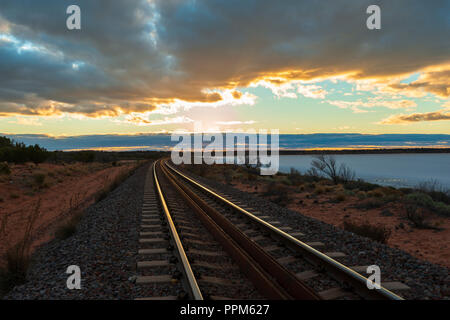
0, 0, 448, 117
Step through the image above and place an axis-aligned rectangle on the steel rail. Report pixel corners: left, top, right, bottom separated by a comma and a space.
159, 161, 297, 299
152, 162, 203, 300
164, 160, 404, 300
160, 161, 321, 300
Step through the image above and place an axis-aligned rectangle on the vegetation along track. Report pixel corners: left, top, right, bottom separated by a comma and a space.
134, 159, 406, 300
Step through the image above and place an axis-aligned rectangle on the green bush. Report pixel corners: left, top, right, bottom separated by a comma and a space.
433, 201, 450, 217
405, 192, 434, 208
405, 192, 450, 217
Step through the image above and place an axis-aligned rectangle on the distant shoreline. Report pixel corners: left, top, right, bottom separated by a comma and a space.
280, 148, 450, 155
56, 147, 450, 155
278, 148, 450, 155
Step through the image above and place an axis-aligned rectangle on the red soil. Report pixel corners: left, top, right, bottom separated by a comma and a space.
232, 181, 450, 268
0, 161, 138, 267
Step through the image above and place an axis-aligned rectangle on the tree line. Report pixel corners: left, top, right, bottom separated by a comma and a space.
0, 136, 49, 164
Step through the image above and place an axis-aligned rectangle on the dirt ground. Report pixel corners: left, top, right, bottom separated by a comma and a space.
0, 161, 139, 267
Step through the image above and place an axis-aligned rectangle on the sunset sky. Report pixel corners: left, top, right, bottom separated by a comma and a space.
0, 0, 449, 136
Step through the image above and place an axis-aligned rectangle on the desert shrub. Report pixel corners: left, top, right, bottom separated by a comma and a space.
223, 169, 233, 184
344, 179, 378, 192
0, 242, 31, 295
405, 192, 435, 209
0, 199, 40, 295
404, 203, 433, 229
55, 214, 83, 240
427, 191, 450, 206
333, 192, 346, 202
247, 172, 257, 182
33, 173, 46, 187
404, 192, 450, 218
314, 185, 326, 195
0, 162, 11, 175
343, 220, 391, 243
355, 198, 384, 210
344, 189, 356, 197
368, 188, 385, 198
399, 187, 413, 195
310, 155, 355, 184
287, 168, 303, 185
356, 191, 367, 200
433, 201, 450, 217
417, 180, 450, 205
265, 182, 290, 205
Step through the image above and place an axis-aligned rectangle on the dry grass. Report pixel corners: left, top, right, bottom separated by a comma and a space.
343, 219, 391, 244
314, 185, 326, 195
0, 199, 41, 296
333, 192, 347, 202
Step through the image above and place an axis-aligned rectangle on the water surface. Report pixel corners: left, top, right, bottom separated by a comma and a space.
279, 154, 450, 189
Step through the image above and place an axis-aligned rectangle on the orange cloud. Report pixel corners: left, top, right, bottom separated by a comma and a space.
380, 109, 450, 124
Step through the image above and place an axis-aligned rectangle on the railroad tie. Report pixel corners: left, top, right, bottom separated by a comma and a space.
136, 275, 173, 284
189, 249, 226, 257
250, 235, 265, 242
139, 238, 167, 244
324, 251, 346, 258
192, 261, 238, 270
318, 287, 349, 300
295, 270, 319, 280
289, 232, 305, 238
139, 248, 168, 255
137, 260, 170, 268
381, 282, 410, 291
136, 296, 178, 301
276, 256, 297, 265
140, 231, 164, 237
198, 276, 238, 286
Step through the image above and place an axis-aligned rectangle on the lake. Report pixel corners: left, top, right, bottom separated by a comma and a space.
278, 153, 450, 189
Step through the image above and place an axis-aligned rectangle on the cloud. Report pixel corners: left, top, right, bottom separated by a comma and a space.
0, 0, 448, 118
216, 120, 256, 125
325, 98, 417, 113
8, 116, 42, 126
120, 115, 194, 126
388, 68, 450, 98
380, 109, 450, 124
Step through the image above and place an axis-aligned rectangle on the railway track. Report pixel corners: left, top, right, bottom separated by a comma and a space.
134, 160, 407, 300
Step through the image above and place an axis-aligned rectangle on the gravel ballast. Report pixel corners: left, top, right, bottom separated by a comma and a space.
176, 166, 450, 300
4, 163, 149, 300
4, 161, 449, 300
